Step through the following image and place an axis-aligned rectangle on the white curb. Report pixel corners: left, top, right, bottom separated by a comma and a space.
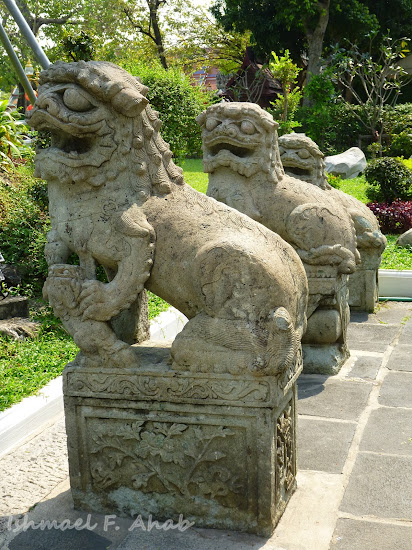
0, 307, 188, 458
379, 269, 412, 298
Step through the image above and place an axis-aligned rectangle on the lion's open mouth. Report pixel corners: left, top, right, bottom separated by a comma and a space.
284, 167, 312, 178
50, 131, 94, 156
209, 142, 252, 158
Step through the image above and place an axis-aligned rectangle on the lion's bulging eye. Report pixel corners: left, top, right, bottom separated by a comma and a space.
298, 148, 311, 159
240, 120, 255, 135
205, 118, 220, 131
63, 88, 94, 112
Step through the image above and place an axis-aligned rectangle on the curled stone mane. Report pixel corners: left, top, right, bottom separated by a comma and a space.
37, 61, 184, 195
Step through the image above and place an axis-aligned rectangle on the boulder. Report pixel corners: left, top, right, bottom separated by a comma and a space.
396, 228, 412, 247
325, 147, 367, 179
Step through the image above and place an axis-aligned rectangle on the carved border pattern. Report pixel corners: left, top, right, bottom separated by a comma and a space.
66, 371, 271, 405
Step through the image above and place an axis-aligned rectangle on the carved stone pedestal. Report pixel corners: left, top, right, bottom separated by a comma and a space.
302, 268, 350, 375
63, 342, 302, 537
348, 250, 381, 312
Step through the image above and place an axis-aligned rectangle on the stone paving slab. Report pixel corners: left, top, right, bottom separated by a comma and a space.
360, 407, 412, 455
0, 416, 68, 516
398, 320, 412, 345
346, 323, 400, 352
330, 518, 412, 550
340, 453, 412, 520
350, 301, 412, 325
298, 376, 372, 421
298, 418, 356, 473
385, 344, 412, 371
378, 371, 412, 408
345, 354, 382, 379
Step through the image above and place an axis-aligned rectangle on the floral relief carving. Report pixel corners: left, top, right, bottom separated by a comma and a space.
276, 401, 295, 505
89, 420, 243, 504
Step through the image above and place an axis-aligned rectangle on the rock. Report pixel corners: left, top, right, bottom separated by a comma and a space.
0, 317, 39, 340
325, 147, 367, 179
396, 228, 412, 247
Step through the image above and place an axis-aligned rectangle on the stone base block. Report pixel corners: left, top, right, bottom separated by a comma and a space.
348, 268, 378, 313
0, 296, 29, 320
63, 342, 302, 537
302, 343, 350, 375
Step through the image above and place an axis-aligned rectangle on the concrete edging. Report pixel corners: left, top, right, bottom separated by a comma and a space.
0, 307, 188, 458
379, 269, 412, 299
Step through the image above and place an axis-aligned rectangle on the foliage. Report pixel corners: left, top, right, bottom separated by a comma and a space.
330, 36, 412, 144
0, 164, 49, 296
367, 200, 412, 234
123, 61, 216, 161
267, 50, 302, 135
326, 173, 342, 189
380, 234, 412, 270
147, 291, 169, 320
59, 30, 95, 62
298, 70, 338, 149
364, 157, 412, 202
0, 100, 33, 168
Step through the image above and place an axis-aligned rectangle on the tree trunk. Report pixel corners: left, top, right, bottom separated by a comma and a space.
303, 0, 330, 106
148, 0, 168, 70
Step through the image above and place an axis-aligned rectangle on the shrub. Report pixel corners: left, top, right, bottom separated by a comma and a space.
0, 165, 49, 296
121, 61, 216, 162
367, 200, 412, 233
326, 173, 342, 189
364, 157, 412, 202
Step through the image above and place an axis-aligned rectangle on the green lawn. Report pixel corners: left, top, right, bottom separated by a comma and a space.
181, 158, 208, 193
337, 175, 369, 204
380, 235, 412, 270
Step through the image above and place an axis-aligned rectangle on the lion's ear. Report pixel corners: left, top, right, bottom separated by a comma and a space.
114, 205, 155, 239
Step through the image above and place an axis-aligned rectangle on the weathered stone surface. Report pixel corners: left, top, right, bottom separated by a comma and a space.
325, 147, 367, 179
278, 133, 386, 313
360, 407, 412, 455
0, 296, 29, 320
340, 453, 412, 519
346, 323, 400, 352
351, 301, 412, 325
347, 354, 382, 379
298, 376, 372, 421
28, 61, 308, 379
0, 417, 68, 516
63, 342, 302, 537
378, 371, 412, 407
9, 528, 111, 550
386, 344, 412, 371
331, 519, 412, 550
396, 228, 412, 247
298, 417, 356, 473
0, 317, 39, 340
199, 103, 359, 374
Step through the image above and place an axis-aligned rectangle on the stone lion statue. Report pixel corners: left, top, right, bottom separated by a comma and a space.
28, 61, 308, 377
278, 133, 387, 311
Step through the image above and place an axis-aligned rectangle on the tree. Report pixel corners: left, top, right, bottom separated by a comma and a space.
211, 0, 411, 85
331, 36, 412, 150
268, 50, 302, 135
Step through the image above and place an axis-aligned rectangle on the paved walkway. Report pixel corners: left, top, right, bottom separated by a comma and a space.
0, 301, 411, 550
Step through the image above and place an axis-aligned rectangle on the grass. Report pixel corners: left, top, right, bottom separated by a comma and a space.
336, 175, 369, 204
380, 235, 412, 270
0, 304, 78, 412
181, 158, 208, 193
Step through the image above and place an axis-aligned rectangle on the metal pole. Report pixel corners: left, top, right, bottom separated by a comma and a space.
2, 0, 50, 69
0, 21, 36, 104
